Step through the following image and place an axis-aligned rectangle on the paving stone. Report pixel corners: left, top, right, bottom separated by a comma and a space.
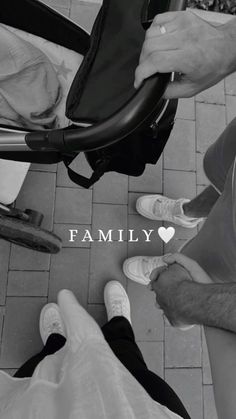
70, 1, 101, 32
1, 369, 17, 377
55, 187, 92, 224
196, 80, 225, 105
9, 245, 50, 271
16, 171, 56, 230
0, 241, 11, 305
128, 215, 163, 257
196, 153, 209, 186
203, 385, 217, 419
87, 304, 107, 327
93, 173, 128, 204
165, 327, 202, 368
127, 281, 164, 341
138, 341, 164, 378
57, 154, 93, 188
225, 73, 236, 96
54, 224, 92, 248
128, 193, 144, 214
7, 271, 49, 297
164, 119, 196, 171
92, 204, 128, 241
165, 368, 203, 419
129, 159, 163, 193
176, 98, 195, 120
196, 102, 226, 153
0, 297, 47, 368
226, 94, 236, 124
30, 163, 58, 173
49, 248, 90, 307
202, 329, 212, 385
89, 241, 127, 304
164, 169, 196, 199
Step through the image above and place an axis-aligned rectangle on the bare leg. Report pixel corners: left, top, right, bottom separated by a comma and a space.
182, 185, 220, 218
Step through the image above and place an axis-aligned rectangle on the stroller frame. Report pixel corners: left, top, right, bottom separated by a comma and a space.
0, 0, 186, 155
0, 0, 186, 253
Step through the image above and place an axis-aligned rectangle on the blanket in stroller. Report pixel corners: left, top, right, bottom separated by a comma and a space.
0, 24, 62, 130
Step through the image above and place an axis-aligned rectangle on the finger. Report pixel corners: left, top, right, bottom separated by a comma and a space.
164, 79, 198, 99
163, 253, 202, 273
139, 35, 181, 64
163, 254, 212, 284
134, 51, 181, 89
149, 266, 167, 283
152, 11, 182, 26
151, 11, 186, 35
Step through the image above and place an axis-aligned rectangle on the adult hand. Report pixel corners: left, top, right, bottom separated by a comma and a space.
135, 11, 236, 98
162, 253, 213, 284
150, 253, 212, 327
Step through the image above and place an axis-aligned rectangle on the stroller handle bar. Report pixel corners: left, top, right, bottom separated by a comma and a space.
25, 73, 170, 153
0, 0, 186, 153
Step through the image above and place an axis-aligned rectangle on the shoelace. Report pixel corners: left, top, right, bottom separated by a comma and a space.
142, 257, 165, 278
156, 198, 200, 222
111, 300, 127, 317
154, 198, 177, 219
47, 321, 64, 335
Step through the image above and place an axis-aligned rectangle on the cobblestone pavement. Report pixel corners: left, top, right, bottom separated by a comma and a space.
1, 1, 235, 417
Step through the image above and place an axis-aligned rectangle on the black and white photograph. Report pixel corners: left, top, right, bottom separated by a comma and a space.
0, 0, 236, 418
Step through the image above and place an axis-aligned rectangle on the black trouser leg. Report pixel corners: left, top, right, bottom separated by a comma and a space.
14, 318, 191, 418
102, 316, 147, 371
102, 317, 191, 419
14, 333, 66, 378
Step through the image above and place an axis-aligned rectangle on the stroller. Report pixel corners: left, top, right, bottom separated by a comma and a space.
0, 0, 186, 253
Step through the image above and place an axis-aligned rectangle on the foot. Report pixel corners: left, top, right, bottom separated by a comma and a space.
104, 281, 131, 324
136, 195, 203, 228
123, 256, 167, 285
39, 303, 66, 345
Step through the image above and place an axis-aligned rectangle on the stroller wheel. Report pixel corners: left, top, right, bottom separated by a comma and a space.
0, 215, 62, 254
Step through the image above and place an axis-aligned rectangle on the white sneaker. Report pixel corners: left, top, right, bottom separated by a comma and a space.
104, 281, 131, 324
123, 256, 167, 285
136, 195, 203, 228
39, 303, 66, 345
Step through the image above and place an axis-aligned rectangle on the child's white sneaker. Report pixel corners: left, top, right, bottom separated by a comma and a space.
123, 256, 167, 285
104, 281, 131, 324
39, 303, 66, 345
136, 195, 203, 228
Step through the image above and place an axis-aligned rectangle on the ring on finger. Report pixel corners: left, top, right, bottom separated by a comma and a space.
159, 25, 167, 35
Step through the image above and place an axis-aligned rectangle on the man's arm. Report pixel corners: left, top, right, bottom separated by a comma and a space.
135, 11, 236, 98
154, 277, 236, 333
150, 255, 236, 419
151, 253, 236, 333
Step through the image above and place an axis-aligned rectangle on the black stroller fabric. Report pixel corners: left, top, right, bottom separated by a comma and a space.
0, 0, 177, 187
65, 0, 177, 187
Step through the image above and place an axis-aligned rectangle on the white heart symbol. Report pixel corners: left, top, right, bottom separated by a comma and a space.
158, 227, 175, 243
